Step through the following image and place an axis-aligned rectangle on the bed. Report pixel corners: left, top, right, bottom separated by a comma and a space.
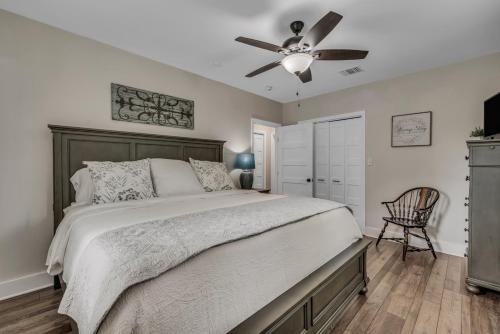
48, 124, 370, 334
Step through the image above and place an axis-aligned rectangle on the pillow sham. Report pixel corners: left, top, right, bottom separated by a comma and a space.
189, 158, 236, 192
84, 159, 156, 204
150, 158, 204, 197
70, 168, 95, 205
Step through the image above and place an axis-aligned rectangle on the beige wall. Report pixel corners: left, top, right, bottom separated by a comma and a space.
0, 10, 281, 287
283, 52, 500, 255
253, 124, 275, 189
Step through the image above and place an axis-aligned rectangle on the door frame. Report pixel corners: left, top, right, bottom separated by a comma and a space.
251, 118, 281, 193
299, 111, 366, 232
252, 130, 266, 189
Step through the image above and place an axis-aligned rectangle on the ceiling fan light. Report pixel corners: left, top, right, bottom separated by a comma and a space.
281, 53, 313, 74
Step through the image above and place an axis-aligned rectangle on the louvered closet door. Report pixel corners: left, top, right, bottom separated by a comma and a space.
314, 123, 330, 199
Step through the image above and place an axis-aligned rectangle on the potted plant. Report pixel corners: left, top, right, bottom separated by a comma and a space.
470, 127, 484, 140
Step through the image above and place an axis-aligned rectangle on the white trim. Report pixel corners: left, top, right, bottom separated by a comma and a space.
252, 130, 266, 189
0, 272, 52, 301
298, 110, 366, 124
364, 226, 465, 257
251, 118, 281, 128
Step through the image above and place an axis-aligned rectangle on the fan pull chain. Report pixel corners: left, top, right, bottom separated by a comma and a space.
296, 81, 302, 112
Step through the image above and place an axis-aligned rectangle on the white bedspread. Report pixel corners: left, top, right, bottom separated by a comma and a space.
46, 190, 362, 334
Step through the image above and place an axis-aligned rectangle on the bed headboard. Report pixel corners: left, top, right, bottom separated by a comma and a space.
49, 124, 225, 232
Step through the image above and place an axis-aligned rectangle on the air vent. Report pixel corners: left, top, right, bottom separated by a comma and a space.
339, 66, 363, 76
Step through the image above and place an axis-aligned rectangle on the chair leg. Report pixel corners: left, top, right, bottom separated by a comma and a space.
422, 227, 437, 259
376, 222, 388, 247
402, 227, 409, 261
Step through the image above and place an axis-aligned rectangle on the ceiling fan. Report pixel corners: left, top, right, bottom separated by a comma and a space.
235, 11, 368, 83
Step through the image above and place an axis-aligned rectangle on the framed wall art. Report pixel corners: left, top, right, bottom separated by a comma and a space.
111, 83, 194, 130
391, 111, 432, 147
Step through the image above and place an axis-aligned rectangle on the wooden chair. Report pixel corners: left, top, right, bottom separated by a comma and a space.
377, 187, 440, 261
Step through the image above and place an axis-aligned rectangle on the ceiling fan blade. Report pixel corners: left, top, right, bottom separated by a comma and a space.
298, 11, 343, 49
235, 37, 284, 53
245, 61, 281, 77
298, 68, 312, 83
314, 49, 369, 60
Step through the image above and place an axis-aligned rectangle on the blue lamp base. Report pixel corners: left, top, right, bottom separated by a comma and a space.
239, 171, 254, 189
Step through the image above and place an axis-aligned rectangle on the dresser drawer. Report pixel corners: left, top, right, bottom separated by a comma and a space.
470, 144, 500, 166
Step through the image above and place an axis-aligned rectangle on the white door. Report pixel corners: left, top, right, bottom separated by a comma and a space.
314, 122, 330, 199
330, 117, 365, 230
252, 132, 265, 189
276, 123, 313, 196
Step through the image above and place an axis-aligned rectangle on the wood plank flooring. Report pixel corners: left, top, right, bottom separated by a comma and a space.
0, 238, 498, 334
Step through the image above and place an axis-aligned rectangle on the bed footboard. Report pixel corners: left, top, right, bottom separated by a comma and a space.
230, 238, 371, 334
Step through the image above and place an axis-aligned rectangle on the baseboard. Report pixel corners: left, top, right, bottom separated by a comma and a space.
364, 226, 464, 257
0, 272, 53, 301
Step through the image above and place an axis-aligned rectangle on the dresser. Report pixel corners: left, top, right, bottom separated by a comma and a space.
466, 139, 500, 293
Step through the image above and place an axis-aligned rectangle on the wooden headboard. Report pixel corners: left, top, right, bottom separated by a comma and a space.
49, 124, 225, 231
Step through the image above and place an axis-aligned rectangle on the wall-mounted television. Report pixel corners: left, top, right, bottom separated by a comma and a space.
484, 92, 500, 137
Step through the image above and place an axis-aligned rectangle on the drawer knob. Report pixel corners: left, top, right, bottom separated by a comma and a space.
465, 155, 469, 160
465, 176, 470, 181
464, 253, 468, 257
464, 227, 469, 232
464, 203, 469, 207
465, 218, 469, 222
465, 240, 468, 243
465, 197, 469, 201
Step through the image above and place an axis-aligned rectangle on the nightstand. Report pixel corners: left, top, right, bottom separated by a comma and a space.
255, 188, 271, 194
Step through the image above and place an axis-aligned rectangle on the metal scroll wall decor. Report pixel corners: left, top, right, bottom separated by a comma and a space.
111, 83, 194, 129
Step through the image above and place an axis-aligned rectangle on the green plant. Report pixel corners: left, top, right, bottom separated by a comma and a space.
470, 127, 484, 138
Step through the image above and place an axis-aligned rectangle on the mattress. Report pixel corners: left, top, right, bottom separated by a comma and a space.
46, 190, 362, 333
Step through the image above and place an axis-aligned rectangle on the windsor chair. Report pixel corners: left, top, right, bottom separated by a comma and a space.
377, 187, 440, 261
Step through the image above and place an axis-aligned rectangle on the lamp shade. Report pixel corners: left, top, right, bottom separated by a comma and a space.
234, 153, 255, 170
281, 53, 313, 74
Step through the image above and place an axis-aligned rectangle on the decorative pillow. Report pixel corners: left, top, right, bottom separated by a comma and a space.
84, 159, 156, 204
150, 158, 204, 197
189, 158, 236, 192
70, 168, 95, 205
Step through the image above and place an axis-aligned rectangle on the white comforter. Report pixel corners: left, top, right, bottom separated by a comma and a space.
47, 190, 362, 334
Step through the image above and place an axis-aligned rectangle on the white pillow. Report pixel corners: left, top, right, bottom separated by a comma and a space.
189, 158, 236, 192
150, 158, 204, 197
70, 168, 94, 205
84, 159, 156, 204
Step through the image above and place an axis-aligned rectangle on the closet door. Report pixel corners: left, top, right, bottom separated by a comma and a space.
329, 117, 365, 230
344, 118, 365, 228
330, 121, 346, 203
314, 123, 330, 199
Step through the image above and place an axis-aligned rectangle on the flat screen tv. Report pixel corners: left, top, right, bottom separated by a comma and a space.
484, 92, 500, 137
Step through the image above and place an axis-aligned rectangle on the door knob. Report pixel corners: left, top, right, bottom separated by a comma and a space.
306, 178, 311, 183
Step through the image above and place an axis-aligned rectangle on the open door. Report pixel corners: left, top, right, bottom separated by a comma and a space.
276, 123, 313, 196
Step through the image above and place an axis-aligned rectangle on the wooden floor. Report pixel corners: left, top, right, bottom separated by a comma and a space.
0, 239, 498, 334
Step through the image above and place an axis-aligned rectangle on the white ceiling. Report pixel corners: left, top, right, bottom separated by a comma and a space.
1, 0, 500, 103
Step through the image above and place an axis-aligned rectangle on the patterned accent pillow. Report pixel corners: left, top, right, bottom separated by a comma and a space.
84, 159, 156, 204
189, 158, 236, 192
